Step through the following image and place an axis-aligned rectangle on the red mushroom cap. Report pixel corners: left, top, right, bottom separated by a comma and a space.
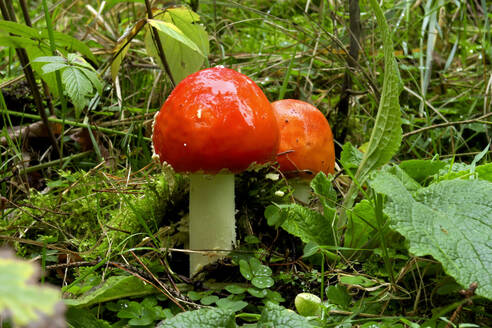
152, 67, 279, 174
272, 99, 335, 176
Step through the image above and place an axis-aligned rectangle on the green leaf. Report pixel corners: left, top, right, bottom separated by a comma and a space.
0, 250, 62, 326
251, 276, 275, 289
66, 307, 111, 328
64, 276, 155, 307
156, 308, 236, 328
325, 285, 351, 308
0, 20, 41, 38
257, 302, 318, 328
49, 30, 97, 63
146, 7, 208, 83
0, 35, 41, 49
370, 171, 492, 299
399, 159, 446, 183
310, 172, 337, 211
349, 0, 402, 191
476, 163, 492, 182
239, 259, 253, 280
340, 142, 363, 171
345, 200, 378, 249
147, 19, 204, 56
247, 287, 268, 298
79, 67, 103, 95
216, 298, 248, 312
62, 66, 93, 117
40, 62, 69, 74
200, 295, 219, 305
224, 285, 246, 294
279, 204, 336, 246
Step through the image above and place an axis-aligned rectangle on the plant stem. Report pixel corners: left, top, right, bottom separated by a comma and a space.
1, 109, 149, 141
374, 193, 395, 286
41, 0, 68, 156
189, 173, 235, 275
144, 0, 175, 86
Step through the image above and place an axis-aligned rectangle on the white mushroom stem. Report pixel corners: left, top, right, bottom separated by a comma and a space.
189, 173, 235, 274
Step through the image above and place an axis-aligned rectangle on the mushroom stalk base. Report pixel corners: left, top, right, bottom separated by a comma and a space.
189, 173, 235, 275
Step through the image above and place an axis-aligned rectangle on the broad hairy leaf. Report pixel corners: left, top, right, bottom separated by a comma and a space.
257, 302, 319, 328
353, 0, 402, 184
156, 308, 236, 328
370, 171, 492, 299
64, 275, 155, 308
0, 249, 62, 326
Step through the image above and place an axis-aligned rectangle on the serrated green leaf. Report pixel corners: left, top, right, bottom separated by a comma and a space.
310, 172, 337, 210
257, 302, 318, 328
0, 250, 61, 326
279, 204, 336, 246
64, 276, 155, 308
33, 56, 68, 63
340, 142, 363, 171
62, 66, 93, 117
156, 308, 236, 328
353, 0, 402, 185
40, 62, 69, 74
79, 67, 103, 95
370, 172, 492, 299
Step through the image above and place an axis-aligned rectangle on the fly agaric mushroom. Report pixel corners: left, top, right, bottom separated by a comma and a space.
152, 67, 279, 274
272, 99, 335, 203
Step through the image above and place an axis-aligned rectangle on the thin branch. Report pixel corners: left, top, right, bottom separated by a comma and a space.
403, 112, 492, 138
144, 0, 175, 86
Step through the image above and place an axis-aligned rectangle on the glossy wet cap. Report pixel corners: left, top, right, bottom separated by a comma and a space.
152, 67, 280, 174
272, 99, 335, 176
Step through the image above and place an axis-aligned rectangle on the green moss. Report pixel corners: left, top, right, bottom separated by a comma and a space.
2, 170, 188, 258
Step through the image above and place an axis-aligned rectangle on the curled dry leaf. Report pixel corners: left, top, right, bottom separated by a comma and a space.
0, 117, 62, 145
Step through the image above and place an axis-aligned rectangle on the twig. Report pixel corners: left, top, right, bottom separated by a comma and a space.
1, 109, 149, 140
144, 0, 175, 86
403, 112, 492, 138
334, 0, 361, 155
444, 283, 478, 328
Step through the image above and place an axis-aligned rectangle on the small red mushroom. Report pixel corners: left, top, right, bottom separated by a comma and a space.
152, 67, 279, 274
272, 99, 335, 202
